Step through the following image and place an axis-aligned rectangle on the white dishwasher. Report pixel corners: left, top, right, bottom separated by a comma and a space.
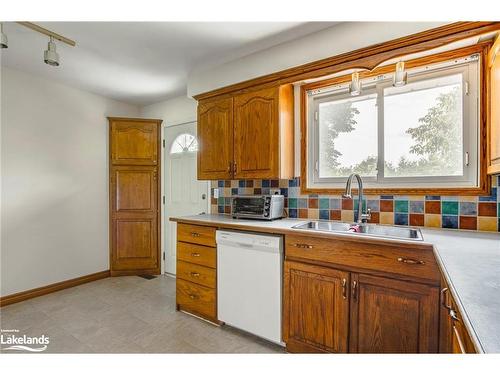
216, 230, 284, 345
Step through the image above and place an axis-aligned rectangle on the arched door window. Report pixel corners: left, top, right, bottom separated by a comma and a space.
170, 133, 198, 154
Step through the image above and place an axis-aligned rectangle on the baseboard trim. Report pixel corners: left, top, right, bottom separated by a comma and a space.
0, 270, 110, 307
110, 268, 160, 277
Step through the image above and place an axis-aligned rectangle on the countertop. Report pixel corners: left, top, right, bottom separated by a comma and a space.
171, 214, 500, 353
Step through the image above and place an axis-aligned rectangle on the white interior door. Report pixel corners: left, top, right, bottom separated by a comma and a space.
164, 122, 208, 275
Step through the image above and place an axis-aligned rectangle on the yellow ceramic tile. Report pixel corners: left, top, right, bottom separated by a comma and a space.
308, 209, 319, 219
279, 179, 289, 188
364, 195, 379, 200
231, 180, 239, 188
223, 187, 231, 197
458, 196, 478, 202
211, 204, 218, 213
211, 180, 218, 188
478, 217, 498, 232
424, 214, 441, 228
492, 176, 498, 187
379, 212, 394, 225
341, 210, 354, 222
409, 195, 426, 201
253, 179, 261, 188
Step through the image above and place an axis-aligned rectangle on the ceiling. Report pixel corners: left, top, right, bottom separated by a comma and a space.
0, 22, 337, 105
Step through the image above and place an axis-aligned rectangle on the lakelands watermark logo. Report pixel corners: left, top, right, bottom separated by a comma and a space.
1, 329, 50, 352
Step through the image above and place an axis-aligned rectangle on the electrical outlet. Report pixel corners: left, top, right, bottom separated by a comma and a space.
213, 188, 219, 199
270, 188, 280, 195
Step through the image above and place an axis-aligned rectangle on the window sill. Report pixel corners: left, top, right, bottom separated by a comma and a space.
300, 185, 491, 197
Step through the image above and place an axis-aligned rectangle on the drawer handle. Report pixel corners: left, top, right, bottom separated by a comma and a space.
190, 272, 200, 278
188, 294, 199, 300
398, 257, 425, 265
293, 243, 313, 249
190, 232, 200, 237
450, 309, 460, 322
441, 287, 452, 311
191, 253, 201, 257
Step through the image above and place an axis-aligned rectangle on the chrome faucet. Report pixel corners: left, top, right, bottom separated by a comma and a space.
342, 173, 371, 224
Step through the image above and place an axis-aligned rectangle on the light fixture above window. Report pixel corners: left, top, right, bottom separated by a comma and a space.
0, 23, 8, 49
44, 36, 60, 67
393, 61, 408, 87
349, 72, 362, 96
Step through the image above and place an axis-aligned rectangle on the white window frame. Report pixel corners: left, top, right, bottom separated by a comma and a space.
306, 55, 480, 189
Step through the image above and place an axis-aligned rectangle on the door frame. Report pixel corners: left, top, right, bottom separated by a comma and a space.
160, 121, 211, 275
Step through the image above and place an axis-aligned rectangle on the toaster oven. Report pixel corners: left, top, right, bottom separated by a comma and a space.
231, 195, 284, 220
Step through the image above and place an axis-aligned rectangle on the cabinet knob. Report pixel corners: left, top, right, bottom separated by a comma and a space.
189, 294, 199, 300
190, 232, 200, 237
191, 253, 201, 257
293, 243, 313, 249
190, 272, 200, 278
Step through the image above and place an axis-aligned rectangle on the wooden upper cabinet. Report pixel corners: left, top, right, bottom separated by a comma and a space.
110, 118, 160, 165
284, 261, 350, 353
349, 273, 439, 353
196, 85, 294, 180
197, 97, 234, 180
233, 85, 294, 179
488, 35, 500, 175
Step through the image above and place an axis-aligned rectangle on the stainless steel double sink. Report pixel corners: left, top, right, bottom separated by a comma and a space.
292, 220, 423, 241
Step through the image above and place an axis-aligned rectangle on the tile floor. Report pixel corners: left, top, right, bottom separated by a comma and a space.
0, 275, 284, 353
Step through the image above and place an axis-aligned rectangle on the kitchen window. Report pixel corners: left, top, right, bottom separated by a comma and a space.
306, 55, 480, 190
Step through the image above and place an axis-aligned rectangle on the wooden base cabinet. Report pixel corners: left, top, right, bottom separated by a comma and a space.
175, 224, 218, 323
283, 261, 349, 353
283, 260, 440, 353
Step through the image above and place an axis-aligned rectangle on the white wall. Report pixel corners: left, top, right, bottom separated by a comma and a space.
141, 95, 197, 127
187, 22, 447, 97
0, 67, 139, 296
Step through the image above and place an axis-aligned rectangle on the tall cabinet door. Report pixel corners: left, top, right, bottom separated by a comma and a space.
109, 118, 162, 276
349, 273, 439, 353
283, 261, 350, 353
233, 87, 280, 179
197, 97, 234, 180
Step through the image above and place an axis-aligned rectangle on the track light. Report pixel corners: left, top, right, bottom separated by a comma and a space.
349, 72, 362, 96
393, 61, 407, 87
1, 23, 8, 49
44, 36, 60, 67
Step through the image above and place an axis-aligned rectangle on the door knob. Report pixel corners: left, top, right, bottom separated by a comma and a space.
202, 193, 206, 200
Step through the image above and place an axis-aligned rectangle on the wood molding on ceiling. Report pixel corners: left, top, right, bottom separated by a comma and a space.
193, 22, 500, 101
0, 270, 110, 307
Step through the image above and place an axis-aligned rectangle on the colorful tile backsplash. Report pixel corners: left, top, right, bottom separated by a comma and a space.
210, 177, 500, 232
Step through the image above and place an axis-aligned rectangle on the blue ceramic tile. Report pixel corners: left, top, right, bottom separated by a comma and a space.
298, 198, 308, 208
426, 195, 441, 201
218, 205, 225, 214
262, 180, 270, 187
231, 188, 238, 195
380, 195, 393, 200
288, 198, 298, 208
319, 210, 329, 220
238, 180, 245, 188
442, 215, 459, 229
288, 187, 299, 198
288, 178, 298, 187
479, 187, 497, 202
288, 209, 298, 218
442, 201, 458, 215
410, 201, 424, 213
218, 180, 224, 188
319, 198, 329, 209
280, 188, 288, 197
395, 200, 409, 213
394, 213, 408, 225
224, 197, 231, 205
261, 188, 270, 195
459, 202, 477, 216
367, 200, 380, 211
330, 198, 341, 210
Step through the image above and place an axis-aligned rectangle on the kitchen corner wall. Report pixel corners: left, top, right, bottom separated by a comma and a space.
211, 177, 500, 232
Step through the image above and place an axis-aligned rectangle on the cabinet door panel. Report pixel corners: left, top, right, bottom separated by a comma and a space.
111, 120, 159, 165
113, 166, 157, 213
197, 98, 233, 180
112, 218, 158, 270
233, 87, 279, 179
349, 273, 439, 353
284, 261, 349, 353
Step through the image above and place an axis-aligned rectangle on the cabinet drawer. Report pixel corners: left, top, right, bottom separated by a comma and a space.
176, 278, 216, 320
285, 234, 439, 282
177, 223, 216, 247
177, 241, 216, 269
177, 260, 216, 288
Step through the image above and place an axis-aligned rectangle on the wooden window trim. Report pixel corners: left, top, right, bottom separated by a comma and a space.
300, 42, 492, 196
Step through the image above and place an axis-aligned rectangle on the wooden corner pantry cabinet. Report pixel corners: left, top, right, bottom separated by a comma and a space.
108, 117, 162, 276
197, 85, 294, 180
